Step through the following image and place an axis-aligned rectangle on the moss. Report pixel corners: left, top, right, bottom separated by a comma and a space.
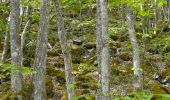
119, 52, 131, 61
46, 77, 54, 98
54, 59, 64, 68
53, 42, 61, 49
0, 92, 11, 100
151, 84, 169, 94
75, 74, 92, 82
72, 56, 84, 64
46, 67, 65, 83
61, 89, 94, 100
83, 42, 96, 49
73, 64, 79, 72
0, 82, 10, 92
23, 57, 33, 67
71, 46, 85, 56
22, 81, 33, 100
75, 74, 98, 90
47, 49, 61, 57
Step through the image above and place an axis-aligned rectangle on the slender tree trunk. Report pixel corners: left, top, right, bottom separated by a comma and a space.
54, 0, 74, 100
21, 20, 30, 65
1, 16, 10, 63
33, 0, 49, 99
146, 6, 150, 34
96, 0, 102, 99
100, 0, 110, 99
153, 0, 157, 34
126, 7, 142, 91
168, 0, 170, 21
10, 0, 22, 99
1, 30, 9, 63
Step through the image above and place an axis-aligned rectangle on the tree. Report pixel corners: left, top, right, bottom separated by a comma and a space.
33, 0, 49, 99
54, 0, 74, 99
126, 7, 142, 91
1, 17, 9, 63
10, 0, 22, 99
96, 0, 110, 99
96, 0, 102, 99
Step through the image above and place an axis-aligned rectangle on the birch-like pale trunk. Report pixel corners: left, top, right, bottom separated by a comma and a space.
153, 0, 157, 34
33, 0, 49, 99
1, 29, 9, 63
96, 0, 102, 99
100, 0, 110, 99
21, 20, 30, 65
10, 0, 22, 99
1, 16, 10, 63
126, 7, 142, 91
54, 0, 74, 100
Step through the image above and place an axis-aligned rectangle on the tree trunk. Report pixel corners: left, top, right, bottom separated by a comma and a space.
100, 0, 110, 99
126, 7, 142, 91
1, 29, 9, 63
96, 0, 102, 99
153, 0, 157, 34
10, 0, 22, 99
54, 0, 74, 100
21, 20, 30, 65
33, 0, 49, 99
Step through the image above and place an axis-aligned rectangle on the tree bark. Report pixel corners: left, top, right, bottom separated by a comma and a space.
126, 7, 142, 91
96, 0, 102, 99
10, 0, 22, 99
153, 0, 157, 34
21, 20, 30, 65
100, 0, 110, 99
33, 0, 49, 99
1, 29, 9, 63
54, 0, 74, 100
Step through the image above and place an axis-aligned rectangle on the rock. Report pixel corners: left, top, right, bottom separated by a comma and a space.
73, 37, 83, 45
119, 52, 131, 61
83, 42, 96, 49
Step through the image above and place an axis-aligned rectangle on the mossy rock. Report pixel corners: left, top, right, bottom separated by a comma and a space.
73, 64, 79, 72
54, 59, 64, 68
47, 49, 61, 57
53, 42, 61, 49
71, 46, 85, 56
72, 56, 84, 64
78, 63, 97, 74
75, 74, 93, 82
61, 89, 94, 100
110, 34, 119, 41
22, 81, 33, 100
75, 74, 97, 89
151, 84, 169, 94
46, 77, 54, 98
0, 92, 11, 100
46, 67, 65, 83
119, 52, 131, 61
83, 42, 96, 49
0, 82, 10, 92
23, 57, 34, 67
142, 64, 155, 74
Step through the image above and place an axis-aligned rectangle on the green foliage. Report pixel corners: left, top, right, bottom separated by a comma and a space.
0, 62, 35, 77
78, 63, 96, 74
113, 92, 170, 100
